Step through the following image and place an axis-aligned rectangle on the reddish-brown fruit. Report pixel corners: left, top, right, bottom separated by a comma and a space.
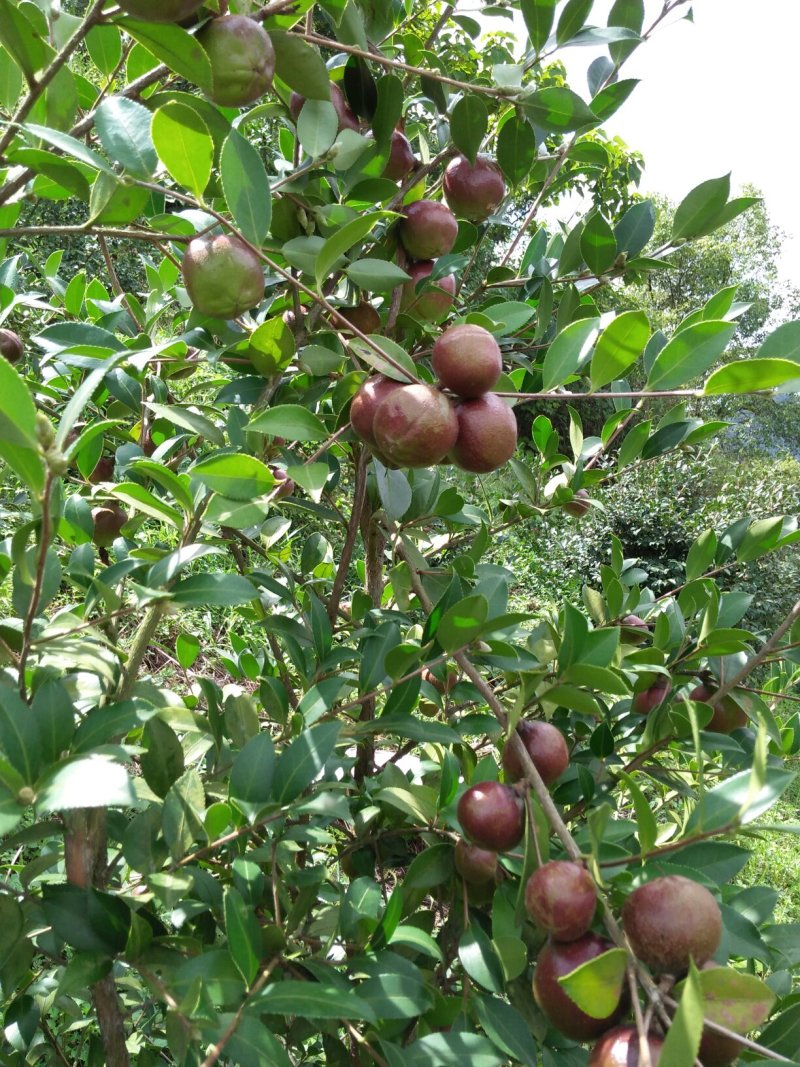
533, 934, 626, 1041
350, 375, 406, 447
688, 684, 748, 734
373, 383, 458, 468
525, 861, 597, 942
182, 234, 265, 319
620, 614, 649, 645
117, 0, 203, 22
622, 875, 722, 974
399, 200, 458, 261
270, 468, 294, 499
382, 130, 415, 182
454, 839, 497, 885
421, 666, 458, 694
88, 456, 115, 484
589, 1026, 664, 1067
432, 324, 503, 398
91, 504, 127, 549
631, 676, 671, 715
338, 303, 381, 335
443, 154, 506, 222
502, 720, 570, 787
198, 16, 275, 107
0, 328, 23, 364
290, 84, 360, 132
450, 393, 518, 474
457, 780, 524, 852
400, 261, 456, 322
564, 488, 590, 517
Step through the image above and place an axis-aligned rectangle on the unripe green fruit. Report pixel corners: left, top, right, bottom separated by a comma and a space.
198, 16, 275, 107
400, 261, 456, 322
622, 875, 722, 974
116, 0, 204, 22
450, 393, 517, 473
350, 375, 406, 447
533, 934, 625, 1041
382, 130, 415, 182
454, 839, 497, 885
589, 1026, 664, 1067
457, 780, 524, 852
373, 383, 458, 468
91, 504, 128, 548
443, 154, 506, 222
399, 200, 458, 261
432, 324, 502, 398
182, 234, 265, 319
0, 328, 23, 364
525, 861, 597, 941
502, 719, 569, 787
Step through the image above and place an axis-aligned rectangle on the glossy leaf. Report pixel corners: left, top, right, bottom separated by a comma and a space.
220, 130, 271, 245
590, 310, 650, 388
117, 18, 211, 92
248, 404, 327, 442
580, 212, 616, 275
270, 29, 330, 99
557, 947, 627, 1018
272, 722, 340, 803
497, 114, 537, 185
660, 962, 704, 1067
672, 174, 731, 241
704, 357, 800, 395
191, 454, 277, 500
450, 95, 488, 165
151, 101, 212, 200
646, 321, 736, 391
522, 88, 597, 132
521, 0, 557, 51
542, 317, 601, 390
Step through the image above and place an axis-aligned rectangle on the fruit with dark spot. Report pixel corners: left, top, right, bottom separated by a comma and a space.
432, 323, 502, 398
450, 392, 517, 473
91, 504, 128, 548
443, 154, 506, 222
373, 383, 458, 468
182, 234, 265, 319
88, 456, 115, 484
382, 130, 415, 182
117, 0, 204, 22
525, 861, 597, 941
399, 200, 458, 261
631, 675, 671, 715
350, 375, 406, 447
198, 16, 275, 107
0, 329, 23, 364
290, 84, 360, 132
502, 720, 570, 787
338, 303, 381, 335
622, 875, 722, 974
533, 933, 626, 1041
688, 684, 748, 734
457, 780, 524, 852
454, 839, 497, 885
564, 488, 590, 517
589, 1026, 664, 1067
400, 261, 456, 322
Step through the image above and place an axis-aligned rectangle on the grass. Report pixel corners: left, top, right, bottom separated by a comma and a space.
740, 762, 800, 924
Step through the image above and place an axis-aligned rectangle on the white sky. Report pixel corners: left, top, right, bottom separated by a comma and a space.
478, 1, 800, 285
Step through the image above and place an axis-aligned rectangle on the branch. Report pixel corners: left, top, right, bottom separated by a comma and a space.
17, 470, 55, 696
328, 450, 369, 624
199, 958, 281, 1067
708, 596, 800, 706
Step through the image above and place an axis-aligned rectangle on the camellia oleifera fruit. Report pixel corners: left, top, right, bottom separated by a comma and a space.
525, 861, 597, 942
533, 933, 626, 1041
443, 154, 506, 222
290, 84, 360, 132
116, 0, 204, 22
454, 839, 498, 885
91, 504, 128, 548
372, 383, 458, 468
182, 234, 265, 319
564, 488, 590, 517
502, 720, 570, 787
689, 683, 748, 733
432, 324, 502, 398
622, 875, 722, 974
338, 303, 381, 336
588, 1026, 664, 1067
0, 328, 23, 364
350, 375, 406, 447
400, 262, 456, 322
450, 392, 517, 474
399, 200, 458, 261
631, 675, 671, 715
382, 129, 415, 182
198, 16, 275, 107
457, 780, 524, 852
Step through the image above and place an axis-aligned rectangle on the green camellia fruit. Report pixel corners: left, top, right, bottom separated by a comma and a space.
398, 200, 458, 261
198, 16, 275, 108
373, 383, 458, 468
0, 328, 23, 364
622, 875, 722, 974
432, 323, 502, 398
181, 234, 265, 319
117, 0, 204, 22
450, 392, 518, 473
443, 154, 506, 222
400, 261, 456, 322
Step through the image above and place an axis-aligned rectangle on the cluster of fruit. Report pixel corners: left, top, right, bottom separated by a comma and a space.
451, 720, 740, 1066
350, 322, 517, 471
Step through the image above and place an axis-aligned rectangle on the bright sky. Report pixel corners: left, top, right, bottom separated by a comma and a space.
478, 1, 800, 285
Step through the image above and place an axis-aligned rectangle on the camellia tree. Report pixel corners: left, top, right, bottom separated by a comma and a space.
1, 0, 800, 1064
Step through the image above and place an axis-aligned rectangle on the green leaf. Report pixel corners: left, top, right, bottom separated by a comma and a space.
110, 482, 182, 527
660, 962, 704, 1067
162, 768, 206, 861
755, 1002, 800, 1059
672, 174, 731, 241
146, 401, 224, 446
0, 357, 43, 493
0, 0, 48, 80
590, 78, 639, 121
220, 130, 271, 246
703, 358, 800, 395
315, 210, 388, 291
117, 18, 211, 92
590, 310, 650, 389
140, 717, 184, 799
496, 114, 537, 185
349, 335, 419, 382
42, 885, 130, 955
556, 0, 593, 44
254, 980, 376, 1022
757, 320, 800, 362
557, 947, 627, 1018
269, 29, 331, 99
521, 0, 557, 51
473, 996, 537, 1067
405, 1032, 505, 1067
437, 594, 489, 653
619, 772, 657, 854
521, 87, 597, 133
581, 212, 617, 275
248, 404, 327, 442
95, 96, 157, 179
171, 573, 256, 607
687, 767, 796, 833
272, 722, 340, 804
191, 454, 276, 501
450, 95, 488, 165
24, 123, 115, 175
403, 844, 453, 890
176, 633, 201, 669
646, 321, 736, 391
0, 684, 41, 783
615, 199, 655, 257
36, 756, 136, 812
674, 966, 775, 1036
345, 258, 411, 291
542, 317, 600, 390
224, 886, 261, 985
459, 925, 505, 993
86, 24, 122, 76
297, 99, 338, 156
151, 101, 213, 200
230, 734, 275, 820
